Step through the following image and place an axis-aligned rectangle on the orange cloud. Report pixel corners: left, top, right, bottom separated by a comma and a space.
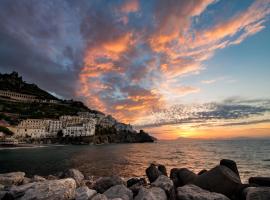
120, 0, 140, 13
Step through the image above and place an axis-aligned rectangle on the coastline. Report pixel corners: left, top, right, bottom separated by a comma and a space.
0, 159, 269, 199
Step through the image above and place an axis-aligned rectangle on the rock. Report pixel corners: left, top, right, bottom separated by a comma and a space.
244, 187, 270, 200
47, 175, 58, 180
220, 159, 240, 177
93, 176, 125, 193
92, 194, 108, 200
8, 183, 35, 198
198, 169, 207, 175
127, 178, 146, 188
75, 186, 97, 200
158, 165, 167, 176
62, 168, 84, 187
134, 187, 167, 200
22, 177, 31, 185
33, 175, 46, 182
151, 175, 173, 194
170, 168, 197, 187
249, 177, 270, 187
127, 178, 147, 196
146, 164, 162, 183
177, 184, 230, 200
0, 172, 25, 186
19, 178, 76, 200
193, 165, 241, 197
0, 191, 7, 199
104, 185, 133, 200
0, 184, 4, 190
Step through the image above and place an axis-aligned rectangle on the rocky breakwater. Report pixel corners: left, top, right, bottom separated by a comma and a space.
0, 159, 270, 200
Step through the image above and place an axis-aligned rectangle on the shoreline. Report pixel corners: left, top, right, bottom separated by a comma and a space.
0, 159, 269, 199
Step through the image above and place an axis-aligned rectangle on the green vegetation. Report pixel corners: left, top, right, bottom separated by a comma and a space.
0, 99, 95, 125
0, 126, 14, 135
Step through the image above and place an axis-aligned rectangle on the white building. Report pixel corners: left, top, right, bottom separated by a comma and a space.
115, 123, 134, 132
47, 120, 62, 136
63, 118, 96, 137
0, 90, 37, 102
99, 115, 117, 128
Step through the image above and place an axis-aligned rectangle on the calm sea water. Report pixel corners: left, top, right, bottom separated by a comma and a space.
0, 139, 270, 183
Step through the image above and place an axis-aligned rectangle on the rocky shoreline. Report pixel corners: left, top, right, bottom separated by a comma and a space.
0, 159, 269, 200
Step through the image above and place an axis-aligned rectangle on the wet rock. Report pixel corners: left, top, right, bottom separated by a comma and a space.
220, 159, 240, 178
249, 177, 270, 187
93, 176, 125, 193
92, 194, 108, 200
0, 172, 25, 186
134, 187, 167, 200
244, 187, 270, 200
146, 164, 162, 183
158, 165, 167, 176
151, 175, 173, 194
170, 168, 197, 187
32, 175, 46, 182
19, 178, 76, 200
75, 186, 97, 200
177, 184, 230, 200
198, 169, 207, 175
62, 169, 84, 187
194, 165, 241, 197
104, 185, 133, 200
127, 178, 146, 188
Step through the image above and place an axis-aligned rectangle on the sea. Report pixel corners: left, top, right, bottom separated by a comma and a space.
0, 139, 270, 183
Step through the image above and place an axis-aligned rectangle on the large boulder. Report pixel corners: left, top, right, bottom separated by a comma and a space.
75, 186, 97, 200
62, 169, 84, 187
104, 185, 133, 200
127, 178, 147, 196
0, 172, 25, 186
244, 187, 270, 200
19, 178, 76, 200
127, 178, 146, 188
92, 194, 108, 200
93, 176, 125, 193
177, 184, 230, 200
7, 182, 36, 199
146, 164, 162, 183
158, 165, 168, 176
249, 177, 270, 187
220, 159, 240, 178
134, 187, 167, 200
193, 165, 241, 197
151, 175, 173, 194
170, 168, 197, 187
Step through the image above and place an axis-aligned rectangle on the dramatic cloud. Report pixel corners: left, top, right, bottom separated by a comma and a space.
134, 98, 270, 128
0, 0, 269, 125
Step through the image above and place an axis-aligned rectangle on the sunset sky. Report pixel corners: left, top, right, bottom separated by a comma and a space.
0, 0, 270, 139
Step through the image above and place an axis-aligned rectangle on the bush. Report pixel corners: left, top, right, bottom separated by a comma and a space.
0, 126, 14, 135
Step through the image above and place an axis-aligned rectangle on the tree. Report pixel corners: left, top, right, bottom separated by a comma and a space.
57, 130, 63, 138
0, 126, 14, 136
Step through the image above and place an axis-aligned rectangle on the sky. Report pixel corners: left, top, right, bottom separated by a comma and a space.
0, 0, 270, 139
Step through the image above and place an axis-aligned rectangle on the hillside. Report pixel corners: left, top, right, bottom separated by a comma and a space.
0, 72, 103, 125
0, 71, 57, 100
